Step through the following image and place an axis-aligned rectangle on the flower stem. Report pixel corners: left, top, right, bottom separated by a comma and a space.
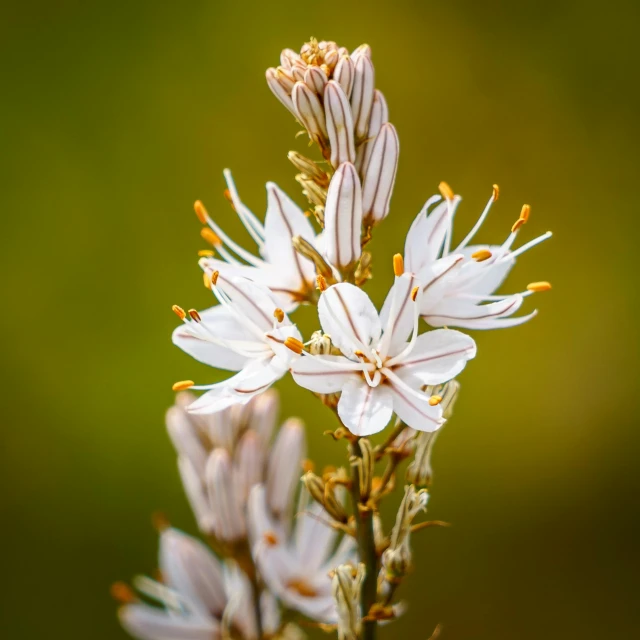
349, 439, 378, 640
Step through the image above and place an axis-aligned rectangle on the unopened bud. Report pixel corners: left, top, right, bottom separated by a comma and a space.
292, 235, 335, 281
334, 55, 355, 98
325, 81, 356, 168
356, 89, 389, 177
309, 330, 333, 355
332, 563, 365, 640
352, 438, 374, 503
351, 54, 375, 140
266, 68, 297, 117
288, 151, 328, 183
292, 82, 328, 148
296, 173, 328, 208
304, 66, 327, 96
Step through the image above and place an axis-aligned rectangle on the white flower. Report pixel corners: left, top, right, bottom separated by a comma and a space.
291, 276, 476, 436
195, 170, 323, 312
248, 485, 356, 624
388, 184, 552, 329
172, 273, 302, 414
119, 527, 277, 640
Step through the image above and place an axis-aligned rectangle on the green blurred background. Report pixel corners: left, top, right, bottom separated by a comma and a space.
2, 0, 639, 637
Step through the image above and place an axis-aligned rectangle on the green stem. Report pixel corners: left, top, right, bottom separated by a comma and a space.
350, 439, 378, 640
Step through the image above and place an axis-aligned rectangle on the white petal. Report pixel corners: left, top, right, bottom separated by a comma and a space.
263, 183, 317, 288
295, 503, 339, 573
172, 306, 253, 372
159, 528, 227, 618
323, 163, 363, 269
425, 294, 527, 329
319, 283, 381, 358
337, 379, 393, 436
455, 244, 515, 295
361, 123, 399, 224
387, 378, 444, 433
264, 324, 304, 366
291, 355, 362, 394
119, 604, 217, 640
392, 329, 476, 385
379, 272, 421, 358
223, 561, 258, 640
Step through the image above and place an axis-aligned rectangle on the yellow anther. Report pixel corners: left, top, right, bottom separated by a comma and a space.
527, 281, 552, 292
511, 218, 526, 233
492, 184, 500, 201
172, 305, 186, 320
211, 270, 220, 285
284, 337, 305, 355
520, 204, 531, 222
393, 253, 404, 276
198, 249, 215, 257
203, 272, 212, 289
411, 286, 420, 301
263, 530, 279, 546
354, 350, 366, 358
302, 458, 315, 474
287, 579, 318, 598
438, 181, 454, 201
274, 308, 285, 323
429, 394, 443, 406
316, 274, 328, 291
151, 511, 171, 532
110, 582, 138, 604
223, 189, 236, 211
188, 309, 202, 322
172, 380, 194, 391
472, 249, 493, 262
201, 227, 222, 246
194, 200, 208, 224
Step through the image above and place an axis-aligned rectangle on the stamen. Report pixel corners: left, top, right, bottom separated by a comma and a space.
411, 286, 419, 301
223, 189, 235, 210
520, 204, 531, 222
273, 308, 285, 323
211, 270, 220, 285
194, 200, 208, 224
203, 272, 212, 289
188, 309, 202, 322
455, 188, 497, 251
429, 395, 443, 406
263, 531, 279, 546
284, 337, 305, 354
110, 582, 138, 604
198, 249, 215, 257
492, 184, 500, 201
222, 169, 266, 246
316, 274, 328, 291
302, 458, 315, 473
503, 231, 553, 262
354, 350, 366, 358
511, 218, 526, 233
151, 511, 171, 532
172, 305, 186, 320
472, 249, 492, 262
527, 281, 552, 292
393, 253, 404, 276
172, 380, 194, 391
438, 181, 454, 201
201, 227, 222, 246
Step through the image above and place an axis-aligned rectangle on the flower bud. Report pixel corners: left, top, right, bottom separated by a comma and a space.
304, 66, 327, 96
324, 162, 363, 269
309, 330, 332, 355
292, 82, 328, 148
266, 67, 297, 117
356, 89, 388, 177
361, 123, 399, 224
351, 54, 375, 140
334, 55, 355, 98
332, 563, 365, 640
288, 151, 328, 183
205, 449, 246, 542
325, 81, 356, 168
177, 456, 215, 534
235, 431, 266, 500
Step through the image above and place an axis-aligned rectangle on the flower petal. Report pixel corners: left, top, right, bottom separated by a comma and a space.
323, 163, 363, 269
294, 503, 339, 573
172, 306, 254, 372
425, 295, 529, 330
291, 355, 362, 394
318, 283, 381, 358
379, 272, 421, 358
455, 244, 516, 296
119, 604, 218, 640
392, 329, 476, 385
386, 376, 444, 433
337, 379, 393, 436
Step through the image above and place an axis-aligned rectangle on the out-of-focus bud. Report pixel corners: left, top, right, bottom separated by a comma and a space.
351, 54, 375, 141
332, 564, 365, 640
325, 81, 356, 168
356, 90, 389, 177
292, 82, 328, 149
406, 381, 460, 487
177, 456, 215, 534
292, 236, 335, 282
266, 67, 297, 118
334, 55, 355, 98
166, 400, 208, 475
304, 66, 327, 96
246, 388, 279, 445
205, 449, 246, 542
361, 123, 399, 224
309, 330, 332, 355
235, 431, 266, 500
324, 162, 363, 269
266, 418, 306, 519
382, 485, 428, 578
159, 527, 227, 618
288, 151, 329, 184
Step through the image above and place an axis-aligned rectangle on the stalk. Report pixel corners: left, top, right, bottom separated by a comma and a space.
349, 439, 378, 640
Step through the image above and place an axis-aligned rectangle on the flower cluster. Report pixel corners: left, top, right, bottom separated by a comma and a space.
115, 38, 551, 640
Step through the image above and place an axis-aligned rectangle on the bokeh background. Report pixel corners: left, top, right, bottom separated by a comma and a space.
2, 0, 639, 638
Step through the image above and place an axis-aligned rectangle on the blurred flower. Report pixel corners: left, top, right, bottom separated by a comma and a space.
248, 484, 356, 624
387, 185, 552, 329
118, 527, 277, 640
172, 274, 302, 414
291, 280, 476, 435
167, 391, 305, 538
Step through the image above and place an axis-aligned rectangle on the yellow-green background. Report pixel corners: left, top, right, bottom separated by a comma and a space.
2, 1, 639, 637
